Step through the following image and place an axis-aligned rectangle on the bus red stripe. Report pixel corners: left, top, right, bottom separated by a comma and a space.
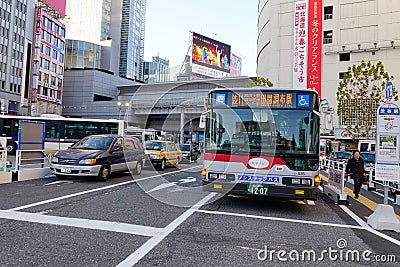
203, 153, 285, 170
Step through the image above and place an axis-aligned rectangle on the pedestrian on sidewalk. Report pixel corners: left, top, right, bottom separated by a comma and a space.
345, 150, 366, 199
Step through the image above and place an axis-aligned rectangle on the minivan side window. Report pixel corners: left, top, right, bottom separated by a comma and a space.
113, 139, 123, 151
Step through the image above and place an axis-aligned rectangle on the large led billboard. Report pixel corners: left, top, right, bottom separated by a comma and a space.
41, 0, 66, 16
192, 32, 231, 78
230, 52, 242, 77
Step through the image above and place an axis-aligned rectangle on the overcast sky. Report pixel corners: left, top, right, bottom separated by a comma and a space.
143, 0, 258, 76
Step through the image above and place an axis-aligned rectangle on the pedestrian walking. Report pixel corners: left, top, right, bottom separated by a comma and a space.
345, 150, 366, 199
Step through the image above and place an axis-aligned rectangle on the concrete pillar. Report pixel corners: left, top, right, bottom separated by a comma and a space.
180, 109, 185, 144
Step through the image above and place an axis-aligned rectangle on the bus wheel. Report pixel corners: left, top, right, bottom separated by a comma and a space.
7, 142, 17, 155
98, 164, 110, 181
133, 162, 142, 175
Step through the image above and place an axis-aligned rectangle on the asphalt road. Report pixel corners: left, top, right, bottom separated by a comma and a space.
0, 161, 399, 266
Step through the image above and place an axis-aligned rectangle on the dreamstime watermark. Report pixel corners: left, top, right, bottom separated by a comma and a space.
257, 238, 396, 263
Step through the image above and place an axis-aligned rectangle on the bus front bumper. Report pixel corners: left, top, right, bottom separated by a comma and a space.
202, 180, 318, 200
50, 164, 102, 177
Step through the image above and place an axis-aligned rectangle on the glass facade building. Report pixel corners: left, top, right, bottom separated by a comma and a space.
66, 0, 146, 81
65, 40, 101, 69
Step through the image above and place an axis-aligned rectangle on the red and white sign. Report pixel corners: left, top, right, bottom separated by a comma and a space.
307, 0, 322, 96
293, 0, 308, 89
293, 0, 322, 96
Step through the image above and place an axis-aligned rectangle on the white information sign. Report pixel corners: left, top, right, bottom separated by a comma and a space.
375, 102, 400, 182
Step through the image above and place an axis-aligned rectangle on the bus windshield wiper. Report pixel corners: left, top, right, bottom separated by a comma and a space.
275, 147, 290, 158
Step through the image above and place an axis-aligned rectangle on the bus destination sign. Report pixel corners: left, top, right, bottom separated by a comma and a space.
212, 92, 313, 109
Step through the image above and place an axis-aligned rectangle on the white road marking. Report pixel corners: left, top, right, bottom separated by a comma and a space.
10, 165, 202, 211
339, 205, 400, 246
0, 210, 162, 237
295, 200, 306, 205
195, 210, 364, 229
306, 200, 315, 205
146, 182, 176, 193
116, 193, 217, 267
44, 180, 73, 186
238, 246, 262, 252
178, 177, 197, 184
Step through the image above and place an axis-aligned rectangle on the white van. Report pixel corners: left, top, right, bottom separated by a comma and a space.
358, 140, 376, 152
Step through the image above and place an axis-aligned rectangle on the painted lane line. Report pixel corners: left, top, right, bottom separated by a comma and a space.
339, 205, 400, 247
44, 180, 73, 186
0, 210, 162, 237
10, 165, 202, 211
117, 192, 217, 267
146, 182, 176, 193
307, 200, 316, 205
195, 210, 364, 230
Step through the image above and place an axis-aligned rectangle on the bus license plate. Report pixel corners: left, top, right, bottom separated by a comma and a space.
247, 184, 269, 196
60, 168, 71, 173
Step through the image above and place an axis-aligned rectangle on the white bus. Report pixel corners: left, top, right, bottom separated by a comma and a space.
0, 114, 124, 154
201, 88, 321, 200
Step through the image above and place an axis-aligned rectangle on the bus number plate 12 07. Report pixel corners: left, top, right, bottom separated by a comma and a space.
247, 184, 269, 196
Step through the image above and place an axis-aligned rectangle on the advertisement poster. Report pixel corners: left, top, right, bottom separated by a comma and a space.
292, 0, 308, 89
192, 32, 231, 78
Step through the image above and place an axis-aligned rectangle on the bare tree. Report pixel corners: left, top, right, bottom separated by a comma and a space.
336, 60, 398, 140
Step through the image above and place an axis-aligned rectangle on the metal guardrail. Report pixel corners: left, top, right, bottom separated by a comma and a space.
15, 149, 47, 170
320, 157, 400, 194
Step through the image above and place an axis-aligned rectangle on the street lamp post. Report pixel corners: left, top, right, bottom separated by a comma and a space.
117, 101, 129, 120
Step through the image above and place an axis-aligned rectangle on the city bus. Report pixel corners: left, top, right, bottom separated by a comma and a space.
201, 88, 321, 200
0, 114, 124, 154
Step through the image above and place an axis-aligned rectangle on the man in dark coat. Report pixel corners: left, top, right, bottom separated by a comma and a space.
345, 150, 366, 199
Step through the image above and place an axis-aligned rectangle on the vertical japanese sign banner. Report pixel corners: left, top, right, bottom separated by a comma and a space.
307, 0, 322, 96
293, 0, 322, 96
293, 1, 308, 89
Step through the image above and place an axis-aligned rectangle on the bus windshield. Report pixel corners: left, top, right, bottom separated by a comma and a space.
206, 108, 319, 157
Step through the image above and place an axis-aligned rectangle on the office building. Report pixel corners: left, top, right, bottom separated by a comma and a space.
257, 0, 400, 135
65, 0, 146, 80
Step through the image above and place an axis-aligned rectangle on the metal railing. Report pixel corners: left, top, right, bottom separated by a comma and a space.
320, 157, 400, 195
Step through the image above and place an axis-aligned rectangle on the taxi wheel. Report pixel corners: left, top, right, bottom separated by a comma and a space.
175, 157, 180, 167
159, 159, 166, 171
98, 164, 110, 181
133, 162, 142, 175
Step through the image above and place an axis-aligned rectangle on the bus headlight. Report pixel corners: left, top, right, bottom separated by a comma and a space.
301, 179, 311, 185
79, 159, 97, 165
292, 178, 301, 185
51, 157, 59, 163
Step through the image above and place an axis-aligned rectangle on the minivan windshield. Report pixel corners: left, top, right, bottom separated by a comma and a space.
72, 136, 114, 150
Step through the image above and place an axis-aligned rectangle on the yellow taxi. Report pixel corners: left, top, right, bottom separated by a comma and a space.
144, 140, 182, 170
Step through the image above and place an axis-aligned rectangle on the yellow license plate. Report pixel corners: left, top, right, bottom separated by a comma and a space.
213, 184, 222, 189
295, 190, 305, 195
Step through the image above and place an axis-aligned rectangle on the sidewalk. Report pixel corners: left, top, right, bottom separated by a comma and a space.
320, 172, 400, 221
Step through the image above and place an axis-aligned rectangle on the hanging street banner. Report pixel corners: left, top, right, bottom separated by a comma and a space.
292, 0, 323, 96
375, 102, 400, 182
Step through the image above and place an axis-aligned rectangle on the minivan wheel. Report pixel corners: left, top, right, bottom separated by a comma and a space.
133, 162, 142, 175
98, 164, 110, 181
7, 142, 17, 155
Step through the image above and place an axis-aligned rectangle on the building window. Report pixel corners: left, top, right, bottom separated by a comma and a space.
323, 30, 333, 44
339, 72, 348, 79
339, 53, 350, 62
324, 6, 333, 20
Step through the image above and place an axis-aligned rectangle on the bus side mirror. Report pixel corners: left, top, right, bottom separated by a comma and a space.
199, 112, 206, 128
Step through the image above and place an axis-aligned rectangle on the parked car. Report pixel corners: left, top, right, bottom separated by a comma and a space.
50, 135, 146, 181
179, 144, 199, 163
145, 140, 182, 170
329, 151, 352, 161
